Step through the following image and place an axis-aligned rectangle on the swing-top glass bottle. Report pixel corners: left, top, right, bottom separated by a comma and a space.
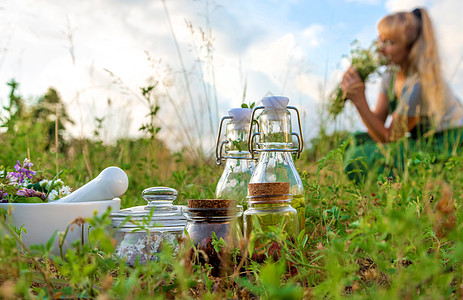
247, 96, 306, 231
215, 108, 256, 209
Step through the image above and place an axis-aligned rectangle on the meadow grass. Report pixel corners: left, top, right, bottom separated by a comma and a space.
1, 106, 463, 299
1, 61, 462, 300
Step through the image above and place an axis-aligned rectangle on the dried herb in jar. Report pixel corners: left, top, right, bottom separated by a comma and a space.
182, 199, 242, 277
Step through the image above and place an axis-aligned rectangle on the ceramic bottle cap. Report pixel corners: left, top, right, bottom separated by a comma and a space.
262, 96, 289, 109
228, 108, 252, 130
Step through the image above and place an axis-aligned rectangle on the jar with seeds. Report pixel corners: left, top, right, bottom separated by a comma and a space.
111, 187, 186, 266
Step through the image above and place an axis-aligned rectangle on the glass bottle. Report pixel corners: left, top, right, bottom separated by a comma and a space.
247, 96, 306, 232
111, 187, 186, 266
215, 108, 256, 209
244, 182, 299, 239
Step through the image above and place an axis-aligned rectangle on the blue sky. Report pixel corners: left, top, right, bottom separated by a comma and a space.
1, 0, 462, 150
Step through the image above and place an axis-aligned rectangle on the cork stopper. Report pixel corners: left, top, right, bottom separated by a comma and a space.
248, 182, 290, 196
247, 182, 291, 203
187, 199, 237, 209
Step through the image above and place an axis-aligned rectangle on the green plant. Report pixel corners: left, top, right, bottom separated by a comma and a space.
328, 40, 388, 117
0, 159, 71, 203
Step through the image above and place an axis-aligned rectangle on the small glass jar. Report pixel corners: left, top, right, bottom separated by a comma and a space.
111, 187, 186, 266
182, 199, 243, 246
182, 199, 243, 276
244, 182, 299, 239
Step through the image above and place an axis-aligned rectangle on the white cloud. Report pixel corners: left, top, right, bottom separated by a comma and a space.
0, 0, 330, 148
2, 0, 462, 151
302, 24, 324, 47
250, 34, 299, 80
296, 73, 324, 103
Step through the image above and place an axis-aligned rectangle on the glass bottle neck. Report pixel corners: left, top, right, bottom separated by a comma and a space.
250, 152, 303, 194
260, 108, 292, 147
224, 125, 252, 158
259, 142, 292, 150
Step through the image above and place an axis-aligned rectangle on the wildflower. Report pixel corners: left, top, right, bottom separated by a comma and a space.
16, 188, 47, 201
39, 179, 50, 188
7, 159, 36, 185
54, 179, 64, 186
47, 190, 59, 201
59, 185, 72, 197
2, 158, 70, 203
0, 191, 8, 203
328, 40, 387, 117
41, 178, 65, 193
16, 188, 35, 197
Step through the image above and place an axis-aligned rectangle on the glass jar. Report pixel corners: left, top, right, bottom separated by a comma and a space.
111, 187, 186, 266
215, 108, 256, 210
182, 199, 243, 276
244, 182, 299, 239
247, 96, 306, 232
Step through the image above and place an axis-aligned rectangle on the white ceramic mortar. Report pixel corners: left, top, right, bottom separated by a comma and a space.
0, 199, 120, 255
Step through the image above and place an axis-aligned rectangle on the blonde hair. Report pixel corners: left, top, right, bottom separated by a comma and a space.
378, 8, 445, 125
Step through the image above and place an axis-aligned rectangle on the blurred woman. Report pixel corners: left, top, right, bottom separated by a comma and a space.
341, 7, 463, 182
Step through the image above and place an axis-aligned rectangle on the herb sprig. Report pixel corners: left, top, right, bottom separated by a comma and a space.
0, 158, 71, 203
328, 40, 387, 117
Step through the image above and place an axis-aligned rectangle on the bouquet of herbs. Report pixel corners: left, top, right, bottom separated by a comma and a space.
328, 40, 388, 117
0, 158, 71, 203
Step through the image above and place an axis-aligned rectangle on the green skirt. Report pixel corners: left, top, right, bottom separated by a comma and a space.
343, 128, 463, 183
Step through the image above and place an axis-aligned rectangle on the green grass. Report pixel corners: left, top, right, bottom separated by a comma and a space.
1, 102, 463, 299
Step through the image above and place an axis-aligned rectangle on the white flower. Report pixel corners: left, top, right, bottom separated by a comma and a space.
59, 185, 72, 197
54, 179, 64, 187
47, 190, 59, 201
39, 179, 50, 188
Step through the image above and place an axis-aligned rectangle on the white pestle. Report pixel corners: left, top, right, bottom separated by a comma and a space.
52, 167, 128, 203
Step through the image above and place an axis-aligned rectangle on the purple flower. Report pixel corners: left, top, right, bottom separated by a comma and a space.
7, 158, 36, 184
0, 191, 8, 203
16, 188, 47, 201
16, 188, 35, 197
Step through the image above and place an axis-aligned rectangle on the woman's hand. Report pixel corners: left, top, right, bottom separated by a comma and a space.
341, 66, 365, 104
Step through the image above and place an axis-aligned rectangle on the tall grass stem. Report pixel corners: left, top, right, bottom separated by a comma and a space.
55, 104, 59, 175
162, 0, 203, 155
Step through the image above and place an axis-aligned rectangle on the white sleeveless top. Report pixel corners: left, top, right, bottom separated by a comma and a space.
381, 71, 463, 133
